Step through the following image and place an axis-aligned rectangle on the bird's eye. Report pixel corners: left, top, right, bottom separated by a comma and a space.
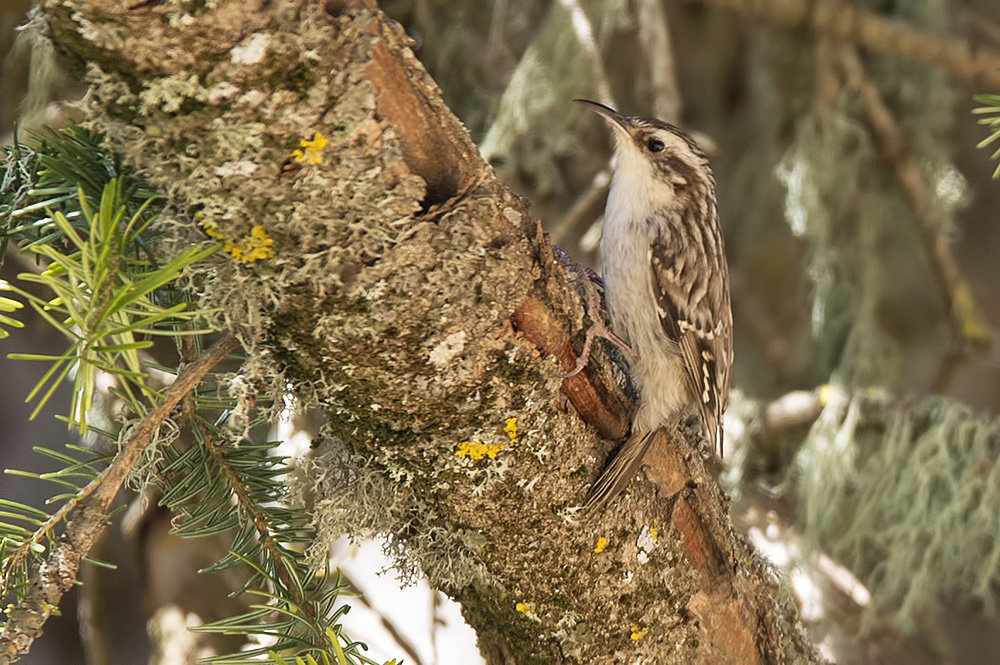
647, 138, 665, 153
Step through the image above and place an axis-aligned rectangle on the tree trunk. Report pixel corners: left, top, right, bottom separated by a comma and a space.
37, 0, 823, 662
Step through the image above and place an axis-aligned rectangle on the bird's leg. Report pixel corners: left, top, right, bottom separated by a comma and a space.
563, 261, 632, 379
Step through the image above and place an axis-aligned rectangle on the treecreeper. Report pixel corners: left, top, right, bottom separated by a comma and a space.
574, 99, 734, 513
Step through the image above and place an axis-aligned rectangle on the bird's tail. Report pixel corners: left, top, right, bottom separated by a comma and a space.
583, 429, 656, 514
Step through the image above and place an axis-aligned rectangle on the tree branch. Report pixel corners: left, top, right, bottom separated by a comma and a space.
557, 0, 616, 109
697, 0, 1000, 90
29, 1, 822, 661
637, 0, 683, 123
838, 47, 990, 349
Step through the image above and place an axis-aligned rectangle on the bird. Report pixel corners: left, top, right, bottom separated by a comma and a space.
574, 99, 733, 513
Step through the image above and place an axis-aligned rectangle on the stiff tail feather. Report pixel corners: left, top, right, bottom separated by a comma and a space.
583, 429, 656, 514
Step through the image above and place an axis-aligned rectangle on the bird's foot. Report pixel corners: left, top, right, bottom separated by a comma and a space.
563, 263, 631, 379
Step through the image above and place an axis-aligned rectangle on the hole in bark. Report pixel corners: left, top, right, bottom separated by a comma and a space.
366, 39, 472, 213
323, 0, 349, 16
419, 176, 458, 212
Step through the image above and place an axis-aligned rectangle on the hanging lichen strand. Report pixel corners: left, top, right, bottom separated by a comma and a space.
776, 98, 893, 389
778, 0, 984, 639
777, 0, 966, 391
479, 0, 628, 200
795, 394, 1000, 633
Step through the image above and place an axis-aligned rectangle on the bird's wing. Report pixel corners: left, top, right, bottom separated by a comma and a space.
647, 207, 733, 454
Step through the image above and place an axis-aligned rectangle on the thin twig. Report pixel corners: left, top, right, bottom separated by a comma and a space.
838, 47, 990, 349
334, 565, 426, 665
550, 167, 610, 247
0, 333, 239, 663
812, 0, 845, 103
733, 386, 894, 458
698, 0, 1000, 91
636, 0, 682, 123
558, 0, 616, 108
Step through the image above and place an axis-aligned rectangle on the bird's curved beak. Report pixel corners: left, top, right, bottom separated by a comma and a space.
573, 99, 629, 134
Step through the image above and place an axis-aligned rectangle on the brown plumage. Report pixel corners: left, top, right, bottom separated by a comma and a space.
574, 100, 733, 513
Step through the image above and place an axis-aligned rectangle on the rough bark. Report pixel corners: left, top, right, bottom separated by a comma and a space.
34, 0, 823, 662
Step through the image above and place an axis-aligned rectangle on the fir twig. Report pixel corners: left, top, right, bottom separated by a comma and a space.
972, 93, 1000, 178
0, 333, 238, 661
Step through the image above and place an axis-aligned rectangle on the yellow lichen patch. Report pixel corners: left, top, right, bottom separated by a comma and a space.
515, 601, 539, 621
504, 417, 517, 442
455, 440, 504, 460
201, 221, 274, 264
236, 225, 274, 262
202, 220, 225, 240
455, 417, 519, 460
292, 131, 327, 165
593, 536, 607, 554
649, 520, 658, 543
630, 624, 647, 641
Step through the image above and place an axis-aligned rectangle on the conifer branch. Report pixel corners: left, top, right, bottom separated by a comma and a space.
0, 333, 239, 663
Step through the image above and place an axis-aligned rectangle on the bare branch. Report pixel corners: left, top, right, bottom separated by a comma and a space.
698, 0, 1000, 90
636, 0, 682, 122
550, 167, 609, 247
838, 47, 991, 349
557, 0, 616, 108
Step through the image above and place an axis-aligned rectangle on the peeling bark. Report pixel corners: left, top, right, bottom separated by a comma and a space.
34, 0, 823, 662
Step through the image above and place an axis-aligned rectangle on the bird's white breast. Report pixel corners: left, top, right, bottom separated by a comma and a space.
601, 162, 691, 432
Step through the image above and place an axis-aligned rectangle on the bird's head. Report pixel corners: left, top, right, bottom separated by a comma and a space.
574, 99, 713, 213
